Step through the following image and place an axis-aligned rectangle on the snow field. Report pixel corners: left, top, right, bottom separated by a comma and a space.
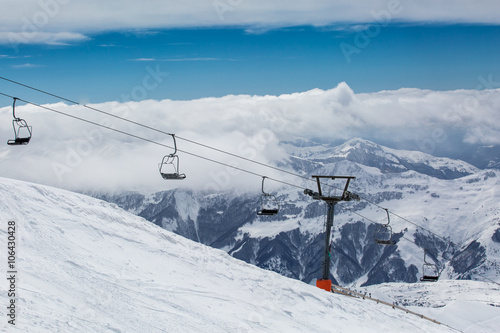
0, 177, 457, 332
365, 280, 500, 332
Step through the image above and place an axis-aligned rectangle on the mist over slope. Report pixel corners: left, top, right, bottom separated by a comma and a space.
0, 177, 460, 332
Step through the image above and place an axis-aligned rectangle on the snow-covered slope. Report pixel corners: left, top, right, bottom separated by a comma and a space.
0, 177, 457, 332
364, 280, 500, 332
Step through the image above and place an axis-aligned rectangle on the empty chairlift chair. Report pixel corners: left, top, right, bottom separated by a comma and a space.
158, 134, 186, 180
257, 176, 279, 216
420, 249, 440, 282
374, 209, 397, 245
7, 98, 32, 146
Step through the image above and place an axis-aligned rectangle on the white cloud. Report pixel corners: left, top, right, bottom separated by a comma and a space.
1, 83, 499, 193
0, 0, 499, 46
130, 58, 157, 62
129, 57, 220, 62
0, 31, 89, 47
161, 58, 220, 62
0, 54, 32, 59
11, 63, 44, 68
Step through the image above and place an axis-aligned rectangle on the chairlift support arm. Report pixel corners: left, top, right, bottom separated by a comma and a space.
170, 134, 178, 156
261, 176, 269, 195
12, 97, 19, 119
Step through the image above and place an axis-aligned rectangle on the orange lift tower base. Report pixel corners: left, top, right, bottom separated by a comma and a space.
316, 279, 332, 292
305, 176, 359, 292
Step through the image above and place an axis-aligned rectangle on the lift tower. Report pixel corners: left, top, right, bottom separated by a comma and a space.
304, 176, 359, 292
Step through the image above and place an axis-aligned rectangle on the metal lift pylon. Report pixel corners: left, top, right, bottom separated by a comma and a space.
304, 176, 359, 292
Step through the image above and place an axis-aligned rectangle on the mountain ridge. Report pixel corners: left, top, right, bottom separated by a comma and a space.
95, 138, 500, 288
282, 137, 480, 179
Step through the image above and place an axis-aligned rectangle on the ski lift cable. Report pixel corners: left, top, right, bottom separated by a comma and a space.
351, 209, 447, 261
0, 79, 494, 259
352, 208, 500, 285
0, 77, 398, 214
3, 91, 499, 286
0, 85, 464, 246
349, 197, 448, 243
1, 77, 356, 189
352, 208, 444, 242
342, 187, 450, 243
352, 210, 443, 257
2, 76, 413, 207
400, 237, 500, 286
0, 78, 409, 209
0, 86, 484, 252
0, 92, 308, 191
0, 76, 178, 135
474, 271, 500, 286
354, 209, 499, 285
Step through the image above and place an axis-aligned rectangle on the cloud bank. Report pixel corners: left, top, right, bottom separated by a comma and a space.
1, 0, 499, 45
1, 83, 499, 192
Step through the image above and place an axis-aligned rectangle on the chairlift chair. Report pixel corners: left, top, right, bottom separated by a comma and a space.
158, 134, 186, 180
7, 98, 32, 146
257, 176, 279, 216
420, 249, 440, 282
374, 209, 396, 245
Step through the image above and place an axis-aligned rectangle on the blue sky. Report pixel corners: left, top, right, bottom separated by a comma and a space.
1, 1, 500, 191
1, 24, 500, 104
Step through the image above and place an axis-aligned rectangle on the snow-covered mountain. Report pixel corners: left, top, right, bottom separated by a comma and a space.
0, 177, 463, 332
96, 138, 500, 288
282, 137, 480, 179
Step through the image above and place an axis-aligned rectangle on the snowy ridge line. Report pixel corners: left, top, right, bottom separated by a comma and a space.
330, 283, 461, 332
